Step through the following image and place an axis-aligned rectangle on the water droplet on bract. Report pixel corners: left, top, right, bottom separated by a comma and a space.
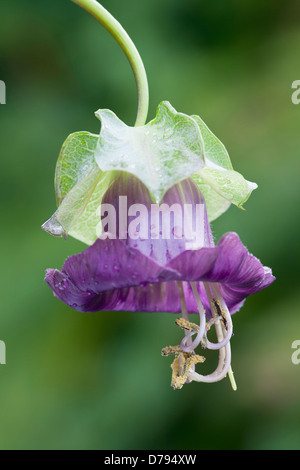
104, 264, 108, 270
72, 303, 78, 308
113, 264, 120, 272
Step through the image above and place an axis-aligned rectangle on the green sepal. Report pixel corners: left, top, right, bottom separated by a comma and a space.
190, 115, 257, 221
42, 132, 118, 245
94, 101, 205, 203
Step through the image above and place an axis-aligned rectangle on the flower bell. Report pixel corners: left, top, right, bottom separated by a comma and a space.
45, 174, 275, 390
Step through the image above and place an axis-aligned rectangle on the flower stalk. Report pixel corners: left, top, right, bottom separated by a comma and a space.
71, 0, 149, 126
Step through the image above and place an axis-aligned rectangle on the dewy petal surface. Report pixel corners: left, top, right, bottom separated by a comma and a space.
45, 175, 275, 314
45, 237, 181, 312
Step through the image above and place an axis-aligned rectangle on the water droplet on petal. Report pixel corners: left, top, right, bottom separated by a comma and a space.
139, 281, 148, 287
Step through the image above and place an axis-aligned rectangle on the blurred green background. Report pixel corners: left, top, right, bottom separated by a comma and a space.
0, 0, 300, 450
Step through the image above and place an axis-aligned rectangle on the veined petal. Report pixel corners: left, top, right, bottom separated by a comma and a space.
166, 232, 272, 287
45, 237, 181, 312
167, 232, 275, 315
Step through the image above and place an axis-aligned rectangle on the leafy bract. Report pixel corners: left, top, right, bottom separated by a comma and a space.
42, 101, 257, 245
191, 115, 257, 221
94, 101, 205, 202
55, 131, 99, 205
42, 132, 117, 245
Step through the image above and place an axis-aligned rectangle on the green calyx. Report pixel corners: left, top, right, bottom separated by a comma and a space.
42, 101, 257, 245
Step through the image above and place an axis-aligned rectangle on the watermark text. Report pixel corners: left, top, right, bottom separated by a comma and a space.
0, 80, 6, 104
0, 341, 6, 365
291, 80, 300, 105
291, 340, 300, 365
96, 197, 206, 250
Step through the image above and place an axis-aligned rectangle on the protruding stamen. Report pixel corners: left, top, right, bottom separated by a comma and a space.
161, 345, 183, 356
228, 366, 237, 391
176, 281, 192, 349
187, 340, 231, 384
165, 280, 237, 390
210, 283, 237, 389
176, 281, 196, 382
204, 284, 233, 351
180, 282, 206, 353
175, 317, 199, 334
201, 282, 236, 390
183, 283, 232, 386
206, 316, 222, 331
169, 350, 205, 390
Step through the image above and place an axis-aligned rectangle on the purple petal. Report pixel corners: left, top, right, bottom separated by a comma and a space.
167, 232, 271, 287
167, 232, 275, 314
45, 237, 181, 312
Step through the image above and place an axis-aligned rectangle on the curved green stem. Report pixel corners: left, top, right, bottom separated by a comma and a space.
71, 0, 149, 127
